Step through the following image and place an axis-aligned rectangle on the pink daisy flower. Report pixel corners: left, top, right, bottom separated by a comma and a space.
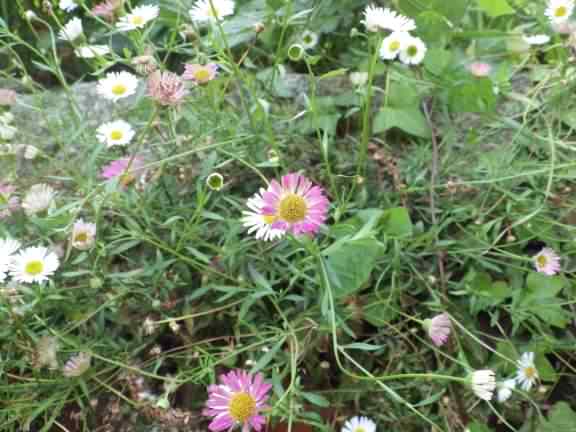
147, 70, 188, 106
100, 155, 146, 187
204, 369, 271, 432
92, 0, 122, 21
424, 312, 452, 347
183, 63, 219, 85
0, 183, 20, 219
261, 173, 329, 236
533, 247, 561, 275
468, 62, 492, 78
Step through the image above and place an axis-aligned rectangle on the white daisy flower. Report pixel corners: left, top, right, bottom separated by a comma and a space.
516, 352, 539, 391
116, 5, 160, 32
379, 31, 410, 60
70, 219, 97, 250
523, 34, 551, 45
58, 17, 83, 42
341, 416, 377, 432
545, 0, 575, 23
75, 45, 111, 58
96, 71, 139, 102
59, 0, 78, 12
24, 10, 38, 21
497, 378, 516, 403
22, 184, 56, 216
96, 119, 135, 148
362, 5, 416, 33
399, 34, 427, 65
349, 71, 368, 87
241, 188, 286, 242
301, 30, 319, 50
470, 369, 496, 401
9, 246, 60, 284
189, 0, 235, 23
0, 238, 21, 282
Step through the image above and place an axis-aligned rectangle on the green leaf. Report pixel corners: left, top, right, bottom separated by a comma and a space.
448, 78, 496, 113
467, 422, 491, 432
424, 47, 453, 75
525, 273, 565, 298
416, 11, 451, 44
324, 239, 383, 298
301, 392, 330, 407
430, 0, 469, 23
381, 207, 413, 237
477, 0, 515, 17
539, 402, 576, 432
373, 107, 431, 138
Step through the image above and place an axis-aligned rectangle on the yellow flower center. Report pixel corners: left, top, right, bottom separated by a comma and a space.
407, 45, 418, 57
111, 84, 127, 96
74, 232, 88, 243
131, 15, 145, 26
555, 6, 567, 17
228, 392, 256, 423
25, 260, 44, 276
354, 428, 366, 432
537, 255, 548, 268
194, 68, 211, 83
120, 173, 136, 187
524, 366, 537, 379
262, 214, 277, 225
278, 194, 307, 224
390, 40, 400, 51
110, 130, 123, 141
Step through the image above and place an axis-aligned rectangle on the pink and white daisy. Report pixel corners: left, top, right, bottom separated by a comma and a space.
242, 188, 286, 241
70, 219, 97, 250
203, 369, 271, 432
183, 63, 219, 85
261, 173, 329, 236
147, 70, 188, 106
533, 247, 560, 275
424, 312, 452, 347
0, 89, 17, 106
468, 62, 492, 77
100, 155, 147, 187
92, 0, 123, 21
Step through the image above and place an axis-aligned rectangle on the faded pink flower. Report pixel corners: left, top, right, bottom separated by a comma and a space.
424, 313, 452, 347
204, 369, 271, 432
92, 0, 123, 21
0, 183, 20, 219
100, 155, 146, 187
261, 173, 330, 236
468, 62, 492, 78
147, 70, 188, 106
0, 89, 17, 106
533, 247, 561, 276
183, 63, 218, 85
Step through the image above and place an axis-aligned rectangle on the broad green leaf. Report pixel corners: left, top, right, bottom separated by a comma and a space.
477, 0, 515, 17
430, 0, 469, 23
324, 238, 383, 298
525, 273, 565, 298
424, 47, 453, 75
416, 11, 451, 44
448, 78, 496, 113
301, 392, 330, 407
539, 402, 576, 432
373, 107, 431, 138
381, 207, 413, 237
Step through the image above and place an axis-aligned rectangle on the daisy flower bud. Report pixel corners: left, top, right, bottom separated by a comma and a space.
496, 378, 516, 403
287, 44, 305, 61
63, 352, 92, 377
469, 369, 496, 401
423, 312, 452, 347
206, 173, 224, 191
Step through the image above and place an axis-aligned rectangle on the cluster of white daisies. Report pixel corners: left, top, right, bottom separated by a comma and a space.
0, 221, 95, 285
362, 4, 427, 65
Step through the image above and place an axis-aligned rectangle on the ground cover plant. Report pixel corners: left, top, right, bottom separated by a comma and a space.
2, 0, 576, 431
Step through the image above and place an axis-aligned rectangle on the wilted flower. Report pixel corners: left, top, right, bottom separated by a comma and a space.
0, 183, 20, 220
301, 30, 319, 50
398, 34, 427, 65
63, 352, 92, 377
0, 112, 17, 140
424, 313, 452, 347
349, 71, 368, 87
203, 369, 271, 432
523, 34, 551, 45
33, 335, 59, 370
116, 4, 159, 32
9, 246, 60, 284
22, 183, 56, 216
58, 17, 84, 42
97, 119, 135, 147
92, 0, 123, 21
0, 238, 21, 282
342, 416, 377, 432
100, 155, 147, 187
261, 173, 329, 236
75, 45, 111, 58
59, 0, 77, 12
362, 4, 416, 33
189, 0, 235, 23
206, 173, 224, 191
71, 219, 97, 250
242, 188, 286, 242
380, 31, 409, 60
468, 61, 492, 77
147, 70, 188, 106
545, 0, 574, 24
132, 54, 158, 76
182, 63, 218, 85
533, 247, 560, 275
516, 352, 539, 391
143, 316, 156, 335
0, 89, 17, 106
97, 71, 139, 102
497, 378, 516, 403
469, 370, 496, 401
